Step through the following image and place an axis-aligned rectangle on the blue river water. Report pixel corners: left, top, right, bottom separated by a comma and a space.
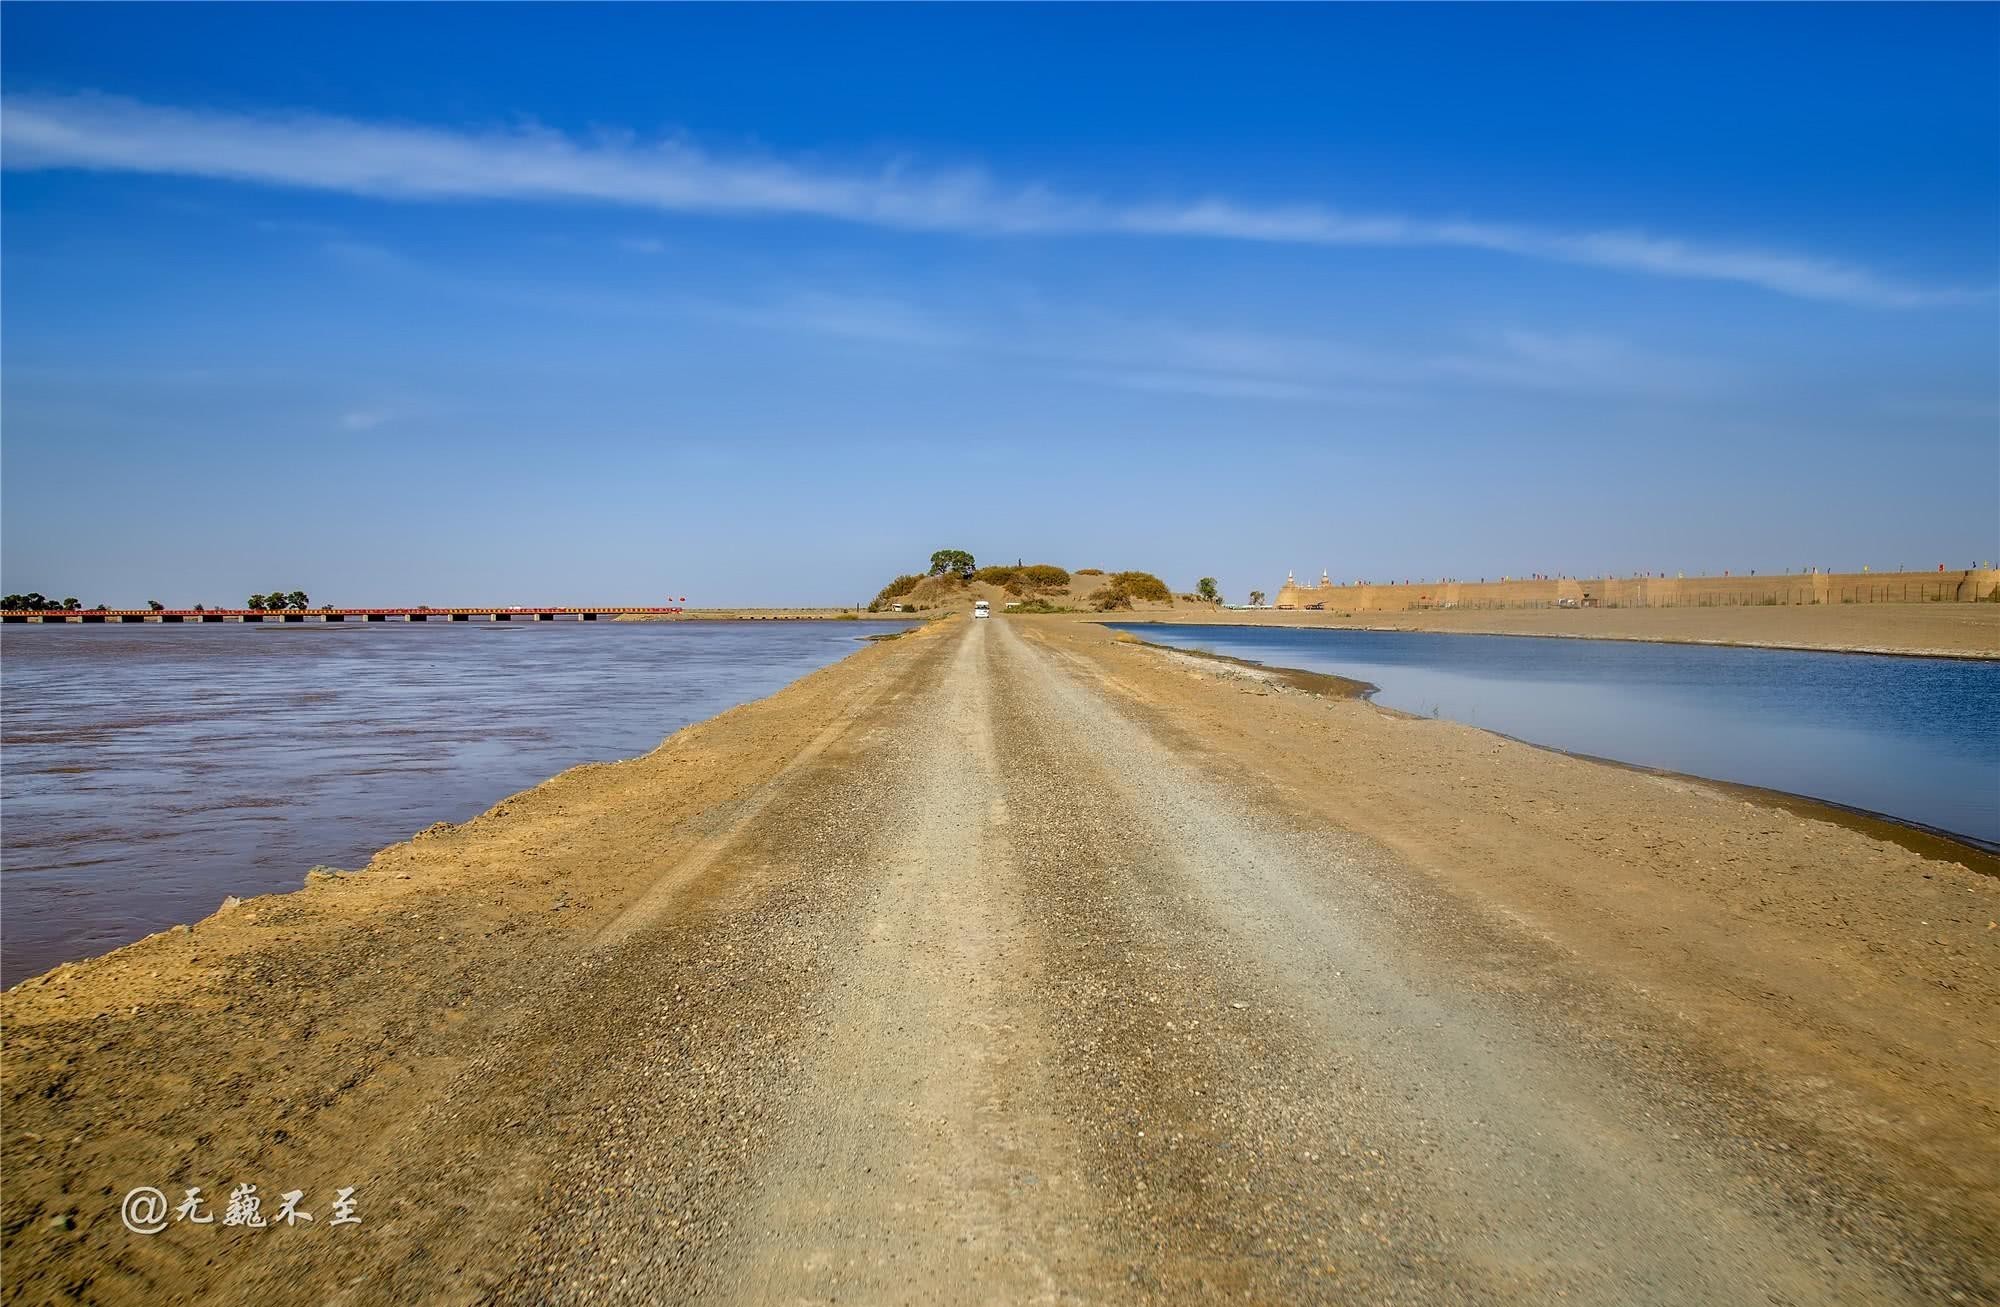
1116, 624, 2000, 849
0, 621, 904, 985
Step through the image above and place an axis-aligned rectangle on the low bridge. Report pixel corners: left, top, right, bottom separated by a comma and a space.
4, 606, 686, 624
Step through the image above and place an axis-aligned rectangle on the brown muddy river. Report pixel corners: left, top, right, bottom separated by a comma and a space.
0, 621, 901, 985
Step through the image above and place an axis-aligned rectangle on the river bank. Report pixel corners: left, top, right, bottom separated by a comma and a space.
1116, 600, 2000, 659
4, 618, 1995, 1303
1119, 621, 2000, 852
1133, 632, 2000, 872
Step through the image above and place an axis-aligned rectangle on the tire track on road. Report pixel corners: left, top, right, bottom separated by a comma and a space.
988, 616, 1909, 1304
714, 617, 1110, 1304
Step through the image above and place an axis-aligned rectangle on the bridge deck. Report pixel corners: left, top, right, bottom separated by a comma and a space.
4, 607, 685, 623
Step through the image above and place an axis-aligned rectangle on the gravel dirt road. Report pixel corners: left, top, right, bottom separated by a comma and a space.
5, 617, 1994, 1304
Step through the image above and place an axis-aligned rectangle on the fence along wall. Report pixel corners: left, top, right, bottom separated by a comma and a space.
1272, 568, 2000, 613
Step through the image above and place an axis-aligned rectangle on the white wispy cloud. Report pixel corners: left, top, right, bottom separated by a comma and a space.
1029, 316, 1724, 401
1074, 368, 1335, 403
318, 238, 410, 270
1874, 393, 2000, 423
706, 292, 967, 348
694, 290, 1720, 404
2, 92, 1975, 309
1430, 329, 1724, 396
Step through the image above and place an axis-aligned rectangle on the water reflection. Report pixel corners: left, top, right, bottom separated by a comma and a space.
1, 622, 898, 984
1119, 624, 2000, 847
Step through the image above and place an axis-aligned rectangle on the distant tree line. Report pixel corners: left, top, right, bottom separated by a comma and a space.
1, 593, 82, 611
4, 591, 321, 612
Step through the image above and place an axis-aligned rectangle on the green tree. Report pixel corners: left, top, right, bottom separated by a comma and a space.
147, 599, 165, 612
285, 590, 310, 610
1196, 577, 1220, 604
246, 594, 266, 611
1248, 589, 1267, 607
928, 549, 976, 579
62, 597, 80, 610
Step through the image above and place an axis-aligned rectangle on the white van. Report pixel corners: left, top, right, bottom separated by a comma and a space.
973, 600, 990, 620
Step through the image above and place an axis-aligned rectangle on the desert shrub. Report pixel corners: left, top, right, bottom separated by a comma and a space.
1108, 571, 1172, 602
1090, 570, 1173, 610
869, 573, 925, 611
1074, 568, 1105, 576
1008, 599, 1075, 614
973, 562, 1071, 593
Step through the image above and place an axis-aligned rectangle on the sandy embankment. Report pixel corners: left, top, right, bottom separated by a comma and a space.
616, 608, 897, 622
3, 618, 1995, 1303
1118, 600, 2000, 658
626, 586, 2000, 656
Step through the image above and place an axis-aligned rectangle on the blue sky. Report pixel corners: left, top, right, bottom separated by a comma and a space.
4, 4, 1995, 606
